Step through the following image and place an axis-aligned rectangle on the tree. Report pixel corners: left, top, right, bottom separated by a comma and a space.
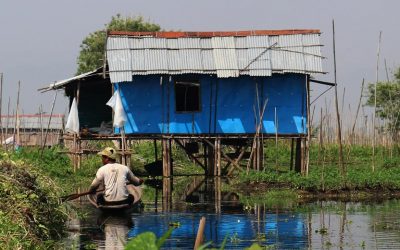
366, 68, 400, 138
76, 15, 161, 75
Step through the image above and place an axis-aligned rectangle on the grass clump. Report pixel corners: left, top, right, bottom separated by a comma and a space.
0, 151, 68, 249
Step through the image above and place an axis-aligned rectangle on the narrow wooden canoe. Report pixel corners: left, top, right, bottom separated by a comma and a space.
88, 184, 142, 211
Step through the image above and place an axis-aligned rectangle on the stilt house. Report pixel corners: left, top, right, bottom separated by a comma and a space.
41, 29, 328, 176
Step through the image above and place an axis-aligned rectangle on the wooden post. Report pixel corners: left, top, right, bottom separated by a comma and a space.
194, 217, 206, 250
169, 139, 173, 176
41, 91, 58, 154
73, 133, 77, 172
274, 107, 278, 171
39, 105, 44, 148
214, 138, 221, 176
290, 138, 294, 171
154, 139, 158, 161
5, 97, 10, 151
332, 20, 345, 175
162, 177, 172, 212
302, 138, 307, 174
259, 138, 264, 171
253, 137, 262, 171
203, 142, 207, 175
16, 81, 21, 148
305, 77, 311, 176
162, 139, 172, 177
0, 73, 3, 146
294, 138, 302, 173
373, 31, 382, 172
206, 140, 215, 176
77, 138, 81, 169
214, 177, 221, 213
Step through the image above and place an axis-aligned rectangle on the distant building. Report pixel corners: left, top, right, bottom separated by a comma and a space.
0, 114, 64, 146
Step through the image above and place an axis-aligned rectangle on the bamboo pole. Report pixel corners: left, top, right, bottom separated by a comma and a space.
340, 87, 346, 133
0, 73, 3, 146
5, 97, 10, 151
16, 81, 21, 148
41, 91, 58, 154
372, 31, 382, 172
318, 108, 323, 164
332, 20, 345, 175
351, 79, 365, 144
39, 105, 44, 148
305, 77, 311, 175
246, 100, 268, 174
274, 107, 278, 171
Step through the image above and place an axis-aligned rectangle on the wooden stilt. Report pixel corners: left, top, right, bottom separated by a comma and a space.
260, 138, 264, 171
290, 138, 294, 171
0, 73, 3, 147
253, 137, 258, 170
294, 138, 302, 173
162, 177, 172, 212
203, 142, 207, 175
162, 139, 172, 177
214, 138, 221, 176
252, 137, 264, 171
206, 140, 214, 176
73, 133, 77, 172
169, 139, 173, 176
301, 138, 306, 174
77, 138, 81, 169
154, 139, 158, 161
214, 177, 221, 213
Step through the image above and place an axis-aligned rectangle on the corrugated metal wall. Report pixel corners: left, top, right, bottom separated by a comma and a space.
115, 73, 307, 135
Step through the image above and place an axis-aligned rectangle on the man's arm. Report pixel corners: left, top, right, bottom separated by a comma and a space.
127, 170, 144, 186
88, 177, 101, 193
89, 169, 104, 193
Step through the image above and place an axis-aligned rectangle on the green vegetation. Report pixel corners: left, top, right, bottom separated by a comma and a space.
0, 150, 68, 249
125, 227, 269, 250
125, 226, 174, 250
1, 138, 399, 248
76, 14, 161, 75
366, 68, 400, 136
234, 142, 400, 200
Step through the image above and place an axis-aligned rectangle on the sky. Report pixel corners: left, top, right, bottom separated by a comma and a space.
0, 0, 399, 124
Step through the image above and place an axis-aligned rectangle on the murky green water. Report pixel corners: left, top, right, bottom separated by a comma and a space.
66, 178, 400, 249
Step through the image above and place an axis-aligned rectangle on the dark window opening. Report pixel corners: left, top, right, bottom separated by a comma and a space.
175, 81, 201, 112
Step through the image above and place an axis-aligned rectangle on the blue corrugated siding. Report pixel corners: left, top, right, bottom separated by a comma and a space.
115, 73, 307, 135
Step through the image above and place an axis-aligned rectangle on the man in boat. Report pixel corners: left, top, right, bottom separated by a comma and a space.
89, 147, 143, 205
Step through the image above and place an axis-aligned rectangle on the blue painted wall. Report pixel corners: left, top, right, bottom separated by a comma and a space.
116, 73, 307, 135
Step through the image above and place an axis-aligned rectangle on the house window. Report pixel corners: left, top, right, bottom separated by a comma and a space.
175, 81, 201, 112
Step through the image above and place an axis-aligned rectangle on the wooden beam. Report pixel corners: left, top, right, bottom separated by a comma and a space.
174, 139, 206, 170
226, 146, 247, 176
204, 138, 240, 171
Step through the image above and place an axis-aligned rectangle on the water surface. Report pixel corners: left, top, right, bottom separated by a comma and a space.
67, 178, 400, 249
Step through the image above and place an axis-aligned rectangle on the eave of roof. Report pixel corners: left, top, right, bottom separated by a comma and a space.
108, 29, 321, 38
38, 67, 103, 92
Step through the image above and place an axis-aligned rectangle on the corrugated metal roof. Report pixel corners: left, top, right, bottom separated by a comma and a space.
0, 115, 64, 130
106, 30, 324, 83
108, 29, 321, 38
38, 68, 102, 92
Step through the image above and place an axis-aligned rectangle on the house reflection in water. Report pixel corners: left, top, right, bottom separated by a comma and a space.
128, 210, 307, 249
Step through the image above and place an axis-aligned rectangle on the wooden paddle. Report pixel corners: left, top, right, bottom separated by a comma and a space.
61, 189, 104, 202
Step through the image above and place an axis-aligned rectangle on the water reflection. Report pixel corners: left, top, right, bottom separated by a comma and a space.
97, 214, 132, 250
68, 177, 400, 249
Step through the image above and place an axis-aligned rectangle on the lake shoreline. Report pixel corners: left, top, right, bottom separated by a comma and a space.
235, 180, 400, 203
